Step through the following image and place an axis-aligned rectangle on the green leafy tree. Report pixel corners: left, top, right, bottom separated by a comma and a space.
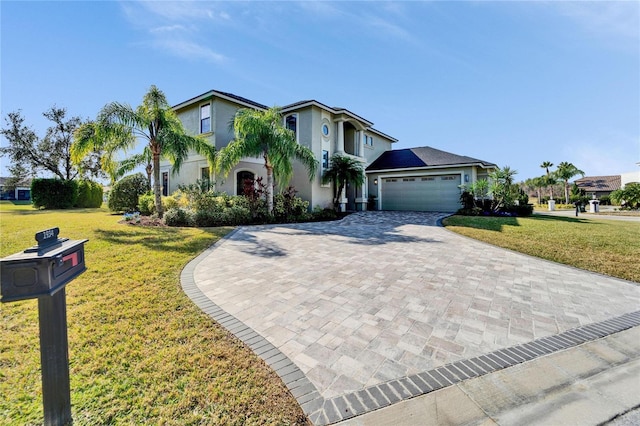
217, 107, 317, 214
0, 107, 103, 181
556, 162, 585, 204
72, 85, 215, 218
321, 153, 365, 210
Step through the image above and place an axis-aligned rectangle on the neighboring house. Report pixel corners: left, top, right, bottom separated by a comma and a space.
0, 177, 32, 200
574, 175, 621, 199
621, 169, 640, 188
160, 89, 496, 212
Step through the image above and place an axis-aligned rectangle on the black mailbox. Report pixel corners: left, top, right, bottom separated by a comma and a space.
1, 228, 88, 303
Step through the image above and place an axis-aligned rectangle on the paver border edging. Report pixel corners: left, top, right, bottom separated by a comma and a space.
179, 227, 325, 420
180, 219, 640, 425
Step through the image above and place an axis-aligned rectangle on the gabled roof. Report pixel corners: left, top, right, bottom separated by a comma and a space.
172, 90, 267, 111
366, 146, 497, 171
281, 99, 374, 127
574, 175, 621, 192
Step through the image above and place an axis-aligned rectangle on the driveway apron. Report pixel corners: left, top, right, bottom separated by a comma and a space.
186, 211, 640, 425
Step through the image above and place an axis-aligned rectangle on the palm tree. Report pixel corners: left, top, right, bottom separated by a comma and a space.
217, 107, 317, 214
322, 153, 365, 211
113, 147, 153, 189
72, 85, 216, 218
540, 161, 554, 199
556, 161, 585, 204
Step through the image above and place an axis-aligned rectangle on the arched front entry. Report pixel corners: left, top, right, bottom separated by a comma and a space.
236, 170, 255, 196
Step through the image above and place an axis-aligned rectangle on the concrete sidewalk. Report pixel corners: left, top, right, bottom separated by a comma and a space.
337, 326, 640, 426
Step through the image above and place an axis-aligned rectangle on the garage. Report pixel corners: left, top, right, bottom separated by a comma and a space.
380, 174, 462, 212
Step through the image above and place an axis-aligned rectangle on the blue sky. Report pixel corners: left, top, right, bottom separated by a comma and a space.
2, 1, 639, 182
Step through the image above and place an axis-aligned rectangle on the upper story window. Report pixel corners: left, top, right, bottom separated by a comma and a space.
285, 114, 298, 142
363, 135, 374, 146
200, 103, 211, 134
322, 150, 329, 170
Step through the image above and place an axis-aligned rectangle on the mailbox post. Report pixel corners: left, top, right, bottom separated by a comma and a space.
1, 228, 88, 426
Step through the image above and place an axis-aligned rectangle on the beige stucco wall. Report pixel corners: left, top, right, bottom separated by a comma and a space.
161, 95, 397, 210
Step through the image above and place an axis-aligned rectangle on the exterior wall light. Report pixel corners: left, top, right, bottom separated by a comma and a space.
374, 178, 378, 185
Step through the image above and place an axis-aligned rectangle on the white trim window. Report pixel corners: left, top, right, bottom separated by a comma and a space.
363, 135, 374, 147
200, 103, 211, 134
285, 114, 298, 142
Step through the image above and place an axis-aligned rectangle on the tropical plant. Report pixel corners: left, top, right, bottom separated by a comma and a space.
488, 166, 518, 212
321, 153, 365, 210
556, 162, 585, 204
217, 107, 317, 214
72, 85, 216, 217
610, 182, 640, 209
540, 161, 555, 198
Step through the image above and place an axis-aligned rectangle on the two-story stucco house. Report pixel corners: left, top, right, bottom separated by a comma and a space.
160, 90, 497, 212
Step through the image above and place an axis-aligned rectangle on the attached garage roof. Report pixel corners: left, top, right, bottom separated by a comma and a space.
366, 146, 497, 172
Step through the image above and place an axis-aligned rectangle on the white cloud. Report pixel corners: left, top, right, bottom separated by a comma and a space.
119, 1, 231, 63
152, 39, 226, 64
554, 2, 639, 46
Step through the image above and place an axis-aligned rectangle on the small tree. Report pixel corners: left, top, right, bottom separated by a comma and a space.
321, 153, 365, 211
488, 166, 518, 213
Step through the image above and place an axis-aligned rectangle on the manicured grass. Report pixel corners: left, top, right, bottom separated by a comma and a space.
442, 214, 640, 283
0, 202, 308, 425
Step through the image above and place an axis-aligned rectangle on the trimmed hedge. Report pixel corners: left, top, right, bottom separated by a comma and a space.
108, 173, 150, 213
76, 180, 103, 208
31, 178, 78, 209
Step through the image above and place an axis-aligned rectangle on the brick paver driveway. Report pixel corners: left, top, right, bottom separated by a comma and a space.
187, 211, 640, 424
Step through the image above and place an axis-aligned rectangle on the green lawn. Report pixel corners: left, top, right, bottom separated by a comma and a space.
0, 202, 307, 425
443, 214, 640, 283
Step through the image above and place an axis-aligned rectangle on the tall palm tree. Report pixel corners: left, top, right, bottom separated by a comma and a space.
556, 161, 585, 204
540, 161, 554, 199
322, 153, 366, 211
217, 107, 317, 214
72, 85, 216, 217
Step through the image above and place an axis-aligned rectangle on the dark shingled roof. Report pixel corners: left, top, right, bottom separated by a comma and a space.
366, 146, 497, 171
574, 175, 621, 192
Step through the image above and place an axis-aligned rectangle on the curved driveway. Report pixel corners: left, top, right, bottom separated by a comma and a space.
187, 211, 640, 424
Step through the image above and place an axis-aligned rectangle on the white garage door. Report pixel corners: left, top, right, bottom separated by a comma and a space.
381, 175, 462, 212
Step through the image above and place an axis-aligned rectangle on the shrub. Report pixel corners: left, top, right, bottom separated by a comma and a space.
76, 180, 103, 208
31, 178, 78, 209
599, 195, 611, 206
163, 195, 180, 211
163, 207, 193, 227
108, 173, 150, 213
138, 193, 156, 215
311, 206, 338, 221
273, 187, 309, 222
224, 205, 252, 225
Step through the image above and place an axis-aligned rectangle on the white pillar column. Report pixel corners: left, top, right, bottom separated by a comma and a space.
359, 131, 365, 158
339, 186, 347, 212
337, 121, 345, 153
